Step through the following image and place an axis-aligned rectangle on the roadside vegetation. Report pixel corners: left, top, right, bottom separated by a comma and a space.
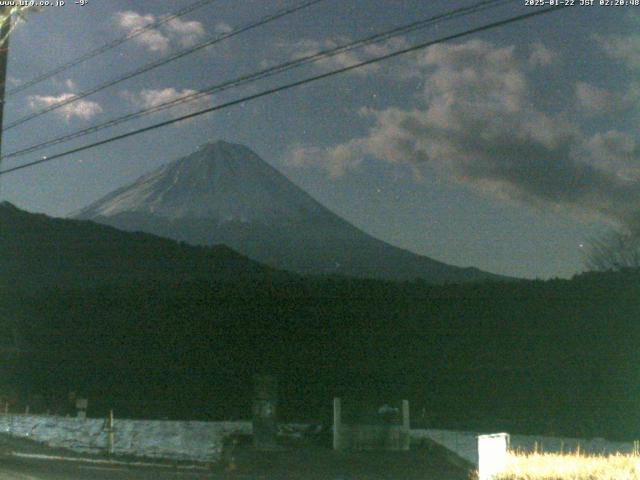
493, 451, 640, 480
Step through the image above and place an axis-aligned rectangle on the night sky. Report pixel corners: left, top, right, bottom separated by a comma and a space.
1, 0, 637, 279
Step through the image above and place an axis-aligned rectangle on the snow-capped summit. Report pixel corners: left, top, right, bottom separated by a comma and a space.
75, 141, 505, 283
76, 140, 326, 224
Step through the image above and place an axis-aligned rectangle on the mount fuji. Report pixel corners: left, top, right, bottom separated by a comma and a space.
74, 140, 504, 283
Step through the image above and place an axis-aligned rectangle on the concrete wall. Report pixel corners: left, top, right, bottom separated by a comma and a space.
338, 424, 410, 451
0, 415, 251, 462
2, 414, 632, 467
333, 398, 410, 451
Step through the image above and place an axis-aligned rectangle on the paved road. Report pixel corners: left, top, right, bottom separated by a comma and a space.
0, 455, 234, 480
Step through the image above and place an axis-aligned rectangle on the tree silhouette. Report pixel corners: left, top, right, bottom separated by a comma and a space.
585, 228, 640, 271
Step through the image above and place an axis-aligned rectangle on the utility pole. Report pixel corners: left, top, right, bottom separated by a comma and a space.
0, 5, 39, 166
0, 6, 11, 161
0, 5, 40, 196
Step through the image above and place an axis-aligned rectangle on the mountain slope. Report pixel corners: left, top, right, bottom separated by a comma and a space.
74, 140, 506, 283
0, 201, 273, 292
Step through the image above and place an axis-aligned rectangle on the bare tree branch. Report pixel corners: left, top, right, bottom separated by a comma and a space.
585, 228, 640, 272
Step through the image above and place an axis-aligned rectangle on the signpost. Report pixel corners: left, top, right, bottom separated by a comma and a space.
252, 374, 279, 450
76, 397, 88, 419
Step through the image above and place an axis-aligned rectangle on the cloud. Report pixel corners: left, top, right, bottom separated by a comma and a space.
528, 42, 557, 67
64, 79, 77, 91
50, 78, 78, 92
123, 87, 213, 125
576, 82, 616, 114
131, 87, 207, 110
115, 11, 206, 53
164, 17, 206, 47
214, 22, 233, 35
287, 142, 367, 178
597, 33, 640, 69
287, 39, 640, 229
575, 81, 640, 116
116, 11, 170, 53
584, 131, 640, 181
283, 36, 409, 76
27, 93, 103, 122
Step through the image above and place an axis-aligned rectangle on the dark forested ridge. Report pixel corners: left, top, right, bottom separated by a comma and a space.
0, 201, 277, 291
2, 203, 639, 440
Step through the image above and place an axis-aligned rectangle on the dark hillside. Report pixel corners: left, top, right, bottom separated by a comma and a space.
0, 201, 275, 292
2, 203, 639, 440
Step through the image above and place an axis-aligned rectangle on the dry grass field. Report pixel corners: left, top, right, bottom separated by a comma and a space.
492, 451, 640, 480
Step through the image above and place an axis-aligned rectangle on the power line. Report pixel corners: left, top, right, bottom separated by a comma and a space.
3, 0, 219, 98
0, 4, 569, 177
1, 0, 510, 162
2, 0, 327, 132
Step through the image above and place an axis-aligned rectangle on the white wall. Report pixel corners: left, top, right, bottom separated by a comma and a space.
0, 415, 251, 462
